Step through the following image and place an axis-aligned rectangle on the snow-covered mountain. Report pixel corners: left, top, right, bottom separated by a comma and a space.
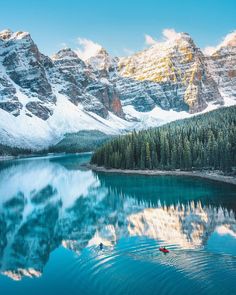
0, 29, 236, 149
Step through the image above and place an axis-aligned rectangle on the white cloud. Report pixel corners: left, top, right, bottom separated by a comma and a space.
203, 30, 236, 56
145, 28, 182, 47
220, 30, 236, 47
162, 28, 181, 41
75, 38, 102, 61
145, 34, 157, 45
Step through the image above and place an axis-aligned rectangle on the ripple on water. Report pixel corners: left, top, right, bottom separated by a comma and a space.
59, 238, 236, 295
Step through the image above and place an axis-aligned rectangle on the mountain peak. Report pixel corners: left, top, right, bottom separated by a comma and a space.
0, 29, 31, 42
86, 47, 114, 71
145, 31, 195, 53
206, 30, 236, 55
166, 32, 195, 47
0, 29, 13, 40
12, 31, 31, 40
52, 48, 79, 60
96, 47, 109, 57
85, 46, 109, 62
178, 32, 192, 41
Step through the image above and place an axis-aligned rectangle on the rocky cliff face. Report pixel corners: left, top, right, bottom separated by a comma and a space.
0, 30, 124, 121
206, 33, 236, 102
0, 29, 235, 148
116, 33, 223, 113
49, 48, 123, 118
0, 29, 55, 120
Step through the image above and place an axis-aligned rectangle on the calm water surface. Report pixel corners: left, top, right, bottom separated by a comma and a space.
0, 153, 236, 295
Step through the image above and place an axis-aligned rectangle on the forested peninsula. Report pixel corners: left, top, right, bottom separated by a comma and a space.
91, 106, 236, 174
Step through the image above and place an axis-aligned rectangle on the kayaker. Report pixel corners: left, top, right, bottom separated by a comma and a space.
99, 242, 103, 250
159, 246, 169, 253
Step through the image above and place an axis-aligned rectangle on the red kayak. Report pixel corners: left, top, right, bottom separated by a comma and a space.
159, 247, 169, 253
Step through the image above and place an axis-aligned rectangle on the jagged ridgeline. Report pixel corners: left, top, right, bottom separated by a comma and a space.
91, 106, 236, 172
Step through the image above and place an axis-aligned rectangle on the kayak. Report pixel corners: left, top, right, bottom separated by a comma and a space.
159, 247, 169, 253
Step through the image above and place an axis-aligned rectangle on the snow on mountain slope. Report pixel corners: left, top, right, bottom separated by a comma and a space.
0, 29, 236, 149
0, 93, 131, 149
123, 105, 191, 128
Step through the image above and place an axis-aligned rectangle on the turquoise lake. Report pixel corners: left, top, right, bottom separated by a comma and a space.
0, 153, 236, 295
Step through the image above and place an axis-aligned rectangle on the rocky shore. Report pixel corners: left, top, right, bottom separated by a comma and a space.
90, 165, 236, 186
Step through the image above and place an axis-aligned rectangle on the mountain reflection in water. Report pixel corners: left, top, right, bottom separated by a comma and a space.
0, 154, 235, 283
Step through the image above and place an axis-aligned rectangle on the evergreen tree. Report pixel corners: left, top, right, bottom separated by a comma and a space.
91, 106, 236, 174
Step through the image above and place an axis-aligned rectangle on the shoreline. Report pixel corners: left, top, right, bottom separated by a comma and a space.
0, 151, 93, 162
1, 153, 235, 186
89, 165, 236, 186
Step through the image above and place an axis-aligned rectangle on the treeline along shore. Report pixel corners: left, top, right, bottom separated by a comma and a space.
91, 106, 236, 175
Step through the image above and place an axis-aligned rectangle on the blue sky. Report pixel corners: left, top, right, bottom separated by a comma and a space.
0, 0, 235, 57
